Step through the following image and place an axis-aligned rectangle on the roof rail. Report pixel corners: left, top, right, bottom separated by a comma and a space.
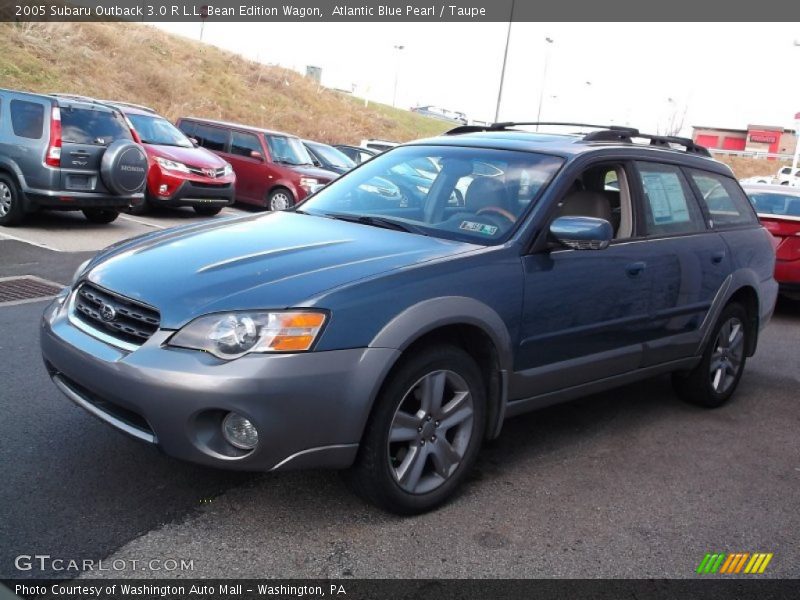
444, 121, 711, 157
100, 100, 157, 113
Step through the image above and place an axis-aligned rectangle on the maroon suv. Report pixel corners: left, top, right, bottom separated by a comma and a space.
176, 118, 337, 210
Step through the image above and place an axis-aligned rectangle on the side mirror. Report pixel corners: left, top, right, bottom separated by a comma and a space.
189, 137, 199, 147
250, 150, 264, 160
549, 216, 613, 250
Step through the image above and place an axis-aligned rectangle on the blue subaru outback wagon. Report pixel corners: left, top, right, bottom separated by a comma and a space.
41, 122, 777, 514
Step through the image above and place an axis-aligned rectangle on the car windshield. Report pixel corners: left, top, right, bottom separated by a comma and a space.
748, 192, 800, 217
298, 145, 564, 244
267, 135, 313, 166
128, 114, 192, 148
310, 143, 354, 169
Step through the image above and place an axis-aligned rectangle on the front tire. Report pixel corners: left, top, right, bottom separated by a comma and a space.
672, 303, 749, 408
82, 209, 119, 224
0, 176, 26, 226
267, 188, 294, 211
345, 345, 486, 514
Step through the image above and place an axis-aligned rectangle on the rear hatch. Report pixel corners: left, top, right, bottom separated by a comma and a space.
59, 102, 133, 193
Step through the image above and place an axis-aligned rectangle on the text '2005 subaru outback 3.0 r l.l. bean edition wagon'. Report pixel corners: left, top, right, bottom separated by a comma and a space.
41, 122, 778, 514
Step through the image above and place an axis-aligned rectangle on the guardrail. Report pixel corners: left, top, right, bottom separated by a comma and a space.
708, 149, 794, 160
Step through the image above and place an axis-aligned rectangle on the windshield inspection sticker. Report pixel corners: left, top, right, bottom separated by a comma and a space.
460, 221, 498, 236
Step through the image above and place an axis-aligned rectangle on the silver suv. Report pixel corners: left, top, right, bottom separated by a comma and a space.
0, 89, 148, 226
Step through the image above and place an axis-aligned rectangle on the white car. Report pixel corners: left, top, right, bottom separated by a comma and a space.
775, 166, 800, 185
740, 176, 773, 185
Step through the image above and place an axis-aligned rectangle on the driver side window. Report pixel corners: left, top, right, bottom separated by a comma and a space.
555, 163, 635, 240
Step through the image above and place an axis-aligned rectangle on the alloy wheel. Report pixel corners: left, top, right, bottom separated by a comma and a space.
709, 316, 745, 394
388, 370, 474, 495
0, 183, 11, 218
270, 192, 291, 211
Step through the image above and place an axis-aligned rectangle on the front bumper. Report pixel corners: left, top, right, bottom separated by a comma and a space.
40, 293, 399, 471
149, 179, 235, 208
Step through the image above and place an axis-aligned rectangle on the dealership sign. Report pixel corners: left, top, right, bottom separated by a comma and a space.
749, 133, 778, 144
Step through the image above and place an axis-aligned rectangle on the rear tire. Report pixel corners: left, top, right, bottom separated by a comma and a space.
82, 209, 119, 224
193, 205, 222, 216
344, 344, 486, 515
128, 197, 149, 215
672, 303, 749, 408
0, 175, 26, 226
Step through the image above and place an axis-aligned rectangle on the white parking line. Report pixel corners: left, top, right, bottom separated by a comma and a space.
0, 230, 62, 251
117, 214, 167, 229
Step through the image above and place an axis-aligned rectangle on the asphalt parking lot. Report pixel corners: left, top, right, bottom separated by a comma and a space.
1, 210, 798, 580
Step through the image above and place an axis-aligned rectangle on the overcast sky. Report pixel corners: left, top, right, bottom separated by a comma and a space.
154, 22, 800, 135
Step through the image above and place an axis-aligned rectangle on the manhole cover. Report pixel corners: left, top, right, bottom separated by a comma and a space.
0, 276, 64, 307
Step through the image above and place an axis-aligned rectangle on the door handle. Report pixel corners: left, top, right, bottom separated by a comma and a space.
626, 261, 646, 277
711, 251, 725, 264
70, 151, 91, 157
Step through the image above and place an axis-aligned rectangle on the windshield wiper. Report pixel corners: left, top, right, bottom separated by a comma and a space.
323, 213, 427, 235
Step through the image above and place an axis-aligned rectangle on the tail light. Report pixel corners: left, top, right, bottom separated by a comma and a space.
123, 114, 142, 143
45, 106, 62, 167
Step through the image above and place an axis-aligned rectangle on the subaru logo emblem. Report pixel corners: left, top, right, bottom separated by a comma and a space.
203, 168, 217, 178
100, 303, 117, 322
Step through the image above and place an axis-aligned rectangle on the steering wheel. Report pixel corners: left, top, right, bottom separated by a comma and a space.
476, 206, 517, 223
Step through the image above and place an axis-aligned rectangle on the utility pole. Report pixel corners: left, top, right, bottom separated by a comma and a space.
534, 37, 555, 130
494, 0, 515, 123
392, 45, 405, 108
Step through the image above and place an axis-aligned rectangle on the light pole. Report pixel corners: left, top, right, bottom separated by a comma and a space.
534, 37, 555, 130
793, 42, 800, 175
392, 44, 405, 108
494, 0, 516, 123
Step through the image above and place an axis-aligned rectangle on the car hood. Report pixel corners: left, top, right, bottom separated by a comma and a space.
291, 164, 339, 182
145, 144, 225, 169
85, 212, 477, 328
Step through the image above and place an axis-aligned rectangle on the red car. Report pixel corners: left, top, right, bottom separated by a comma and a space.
744, 184, 800, 300
109, 103, 236, 216
176, 117, 337, 211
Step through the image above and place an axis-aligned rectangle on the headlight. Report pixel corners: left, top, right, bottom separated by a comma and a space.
168, 311, 327, 359
223, 163, 233, 176
299, 177, 319, 192
154, 157, 190, 173
71, 259, 91, 284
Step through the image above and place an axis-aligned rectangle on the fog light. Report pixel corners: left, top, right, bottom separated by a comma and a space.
159, 184, 169, 195
222, 412, 259, 450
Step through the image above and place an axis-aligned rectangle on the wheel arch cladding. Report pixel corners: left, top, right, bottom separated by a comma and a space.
368, 296, 512, 440
726, 285, 759, 356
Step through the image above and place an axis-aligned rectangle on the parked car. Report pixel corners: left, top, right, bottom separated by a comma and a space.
106, 103, 235, 216
410, 106, 468, 124
177, 118, 336, 211
303, 140, 355, 175
774, 166, 800, 186
743, 184, 800, 300
335, 144, 377, 165
360, 139, 399, 153
0, 89, 147, 226
41, 122, 777, 515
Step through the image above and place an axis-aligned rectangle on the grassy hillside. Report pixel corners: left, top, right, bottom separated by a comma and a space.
0, 22, 449, 144
713, 155, 791, 180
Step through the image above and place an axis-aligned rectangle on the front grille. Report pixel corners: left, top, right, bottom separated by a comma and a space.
187, 166, 227, 178
73, 282, 160, 346
190, 181, 233, 190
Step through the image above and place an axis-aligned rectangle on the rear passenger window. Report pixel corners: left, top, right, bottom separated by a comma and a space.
635, 162, 705, 236
10, 100, 44, 140
688, 170, 758, 228
230, 131, 262, 158
194, 125, 228, 152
